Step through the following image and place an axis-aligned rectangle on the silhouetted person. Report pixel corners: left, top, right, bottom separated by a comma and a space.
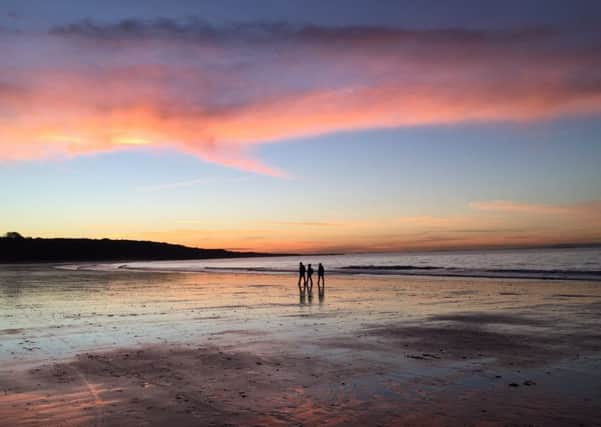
317, 263, 325, 296
306, 264, 314, 295
298, 262, 306, 295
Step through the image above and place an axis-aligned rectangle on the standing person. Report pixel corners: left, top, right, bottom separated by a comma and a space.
298, 262, 306, 295
306, 264, 314, 295
317, 263, 325, 295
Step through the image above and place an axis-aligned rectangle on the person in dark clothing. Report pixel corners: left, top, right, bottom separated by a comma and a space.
317, 263, 325, 295
298, 262, 306, 294
306, 264, 314, 295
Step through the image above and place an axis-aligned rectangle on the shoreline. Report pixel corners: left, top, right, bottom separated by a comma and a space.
57, 262, 601, 282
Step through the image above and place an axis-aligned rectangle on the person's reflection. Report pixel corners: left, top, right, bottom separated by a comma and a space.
318, 293, 325, 306
299, 293, 314, 306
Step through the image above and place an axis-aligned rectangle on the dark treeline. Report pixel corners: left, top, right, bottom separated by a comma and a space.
0, 233, 275, 262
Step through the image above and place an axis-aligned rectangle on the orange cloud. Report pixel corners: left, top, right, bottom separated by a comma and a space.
1, 22, 601, 173
396, 216, 466, 228
470, 200, 601, 218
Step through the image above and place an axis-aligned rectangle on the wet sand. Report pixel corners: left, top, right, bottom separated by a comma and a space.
1, 265, 601, 426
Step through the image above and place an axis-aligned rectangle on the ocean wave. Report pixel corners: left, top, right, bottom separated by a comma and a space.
110, 264, 601, 281
339, 265, 601, 280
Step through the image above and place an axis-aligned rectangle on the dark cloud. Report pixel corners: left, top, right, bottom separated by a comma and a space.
45, 19, 601, 76
48, 18, 584, 47
51, 18, 221, 42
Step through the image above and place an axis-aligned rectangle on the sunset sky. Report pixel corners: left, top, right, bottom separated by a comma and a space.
1, 0, 601, 253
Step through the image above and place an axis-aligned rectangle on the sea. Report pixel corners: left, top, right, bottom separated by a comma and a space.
93, 246, 601, 281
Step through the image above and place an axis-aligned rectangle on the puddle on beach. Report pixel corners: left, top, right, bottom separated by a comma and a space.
1, 265, 601, 425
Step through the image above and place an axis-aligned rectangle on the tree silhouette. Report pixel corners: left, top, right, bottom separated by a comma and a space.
4, 232, 24, 239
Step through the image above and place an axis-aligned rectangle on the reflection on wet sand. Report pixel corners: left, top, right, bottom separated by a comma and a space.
1, 265, 601, 425
0, 381, 118, 426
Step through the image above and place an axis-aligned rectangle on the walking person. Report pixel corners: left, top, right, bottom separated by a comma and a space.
298, 262, 306, 295
317, 263, 325, 296
306, 264, 314, 295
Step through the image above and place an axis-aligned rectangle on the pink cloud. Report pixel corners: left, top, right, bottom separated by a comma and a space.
1, 22, 601, 174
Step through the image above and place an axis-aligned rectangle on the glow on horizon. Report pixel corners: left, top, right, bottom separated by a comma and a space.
15, 200, 601, 253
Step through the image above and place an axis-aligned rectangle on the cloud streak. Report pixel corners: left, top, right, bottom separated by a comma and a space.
470, 200, 601, 218
137, 175, 249, 191
1, 20, 601, 173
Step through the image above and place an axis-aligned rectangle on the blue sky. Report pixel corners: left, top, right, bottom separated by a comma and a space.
3, 0, 600, 29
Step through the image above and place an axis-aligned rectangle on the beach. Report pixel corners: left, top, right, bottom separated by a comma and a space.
1, 264, 601, 426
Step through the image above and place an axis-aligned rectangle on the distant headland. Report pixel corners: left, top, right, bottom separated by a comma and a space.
0, 232, 281, 263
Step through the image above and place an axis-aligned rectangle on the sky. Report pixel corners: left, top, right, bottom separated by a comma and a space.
1, 0, 601, 253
